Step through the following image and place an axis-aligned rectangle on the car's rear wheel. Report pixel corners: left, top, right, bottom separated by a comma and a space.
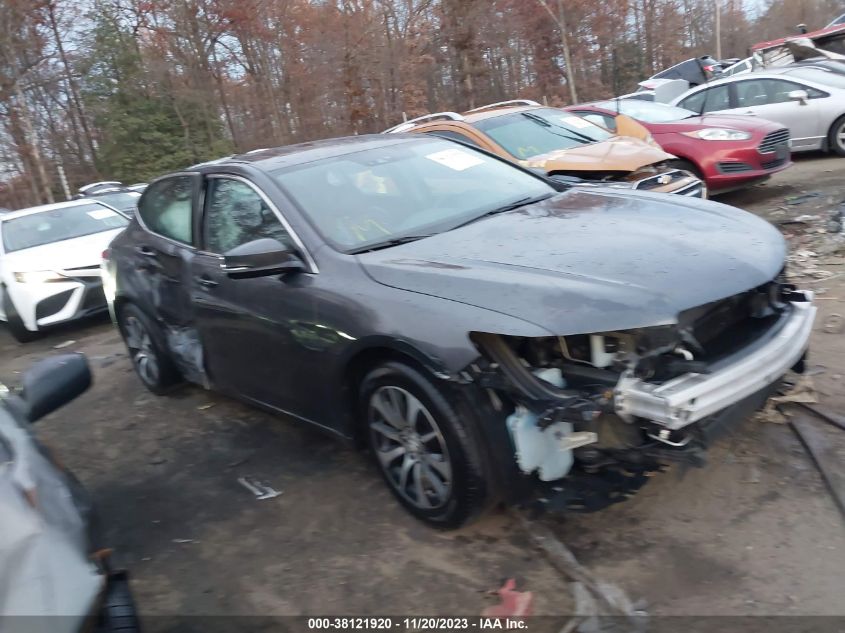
828, 115, 845, 156
2, 288, 39, 343
360, 361, 489, 528
117, 303, 180, 394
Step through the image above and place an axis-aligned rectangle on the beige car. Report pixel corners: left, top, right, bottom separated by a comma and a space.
385, 99, 706, 197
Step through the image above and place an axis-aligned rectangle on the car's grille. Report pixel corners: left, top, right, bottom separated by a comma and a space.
35, 290, 74, 321
758, 129, 790, 154
761, 157, 788, 170
718, 162, 754, 173
632, 169, 688, 191
80, 285, 106, 312
676, 182, 707, 198
678, 278, 785, 362
65, 265, 100, 271
59, 264, 101, 282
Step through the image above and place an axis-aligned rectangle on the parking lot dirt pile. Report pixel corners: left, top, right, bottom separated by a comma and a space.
2, 152, 845, 621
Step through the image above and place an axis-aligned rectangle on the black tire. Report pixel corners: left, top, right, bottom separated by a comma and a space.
116, 303, 181, 395
2, 288, 39, 343
96, 571, 141, 633
828, 115, 845, 157
667, 158, 702, 179
359, 361, 489, 528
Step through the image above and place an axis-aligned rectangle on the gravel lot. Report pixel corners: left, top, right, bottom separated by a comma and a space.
2, 154, 845, 624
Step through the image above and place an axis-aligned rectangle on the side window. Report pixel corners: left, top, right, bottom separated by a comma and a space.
425, 130, 481, 148
680, 85, 730, 113
203, 178, 291, 254
734, 79, 768, 107
678, 90, 705, 113
735, 79, 822, 107
138, 176, 195, 244
734, 79, 787, 106
701, 85, 730, 112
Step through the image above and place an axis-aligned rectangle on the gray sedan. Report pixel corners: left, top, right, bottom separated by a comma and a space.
669, 66, 845, 155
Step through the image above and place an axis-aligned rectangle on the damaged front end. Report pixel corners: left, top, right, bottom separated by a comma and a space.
467, 278, 816, 512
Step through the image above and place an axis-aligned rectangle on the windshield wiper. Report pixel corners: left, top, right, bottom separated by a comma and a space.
449, 193, 553, 231
348, 234, 433, 254
520, 111, 596, 144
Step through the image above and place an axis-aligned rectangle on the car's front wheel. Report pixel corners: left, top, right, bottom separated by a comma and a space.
828, 115, 845, 157
360, 361, 489, 528
117, 303, 181, 395
2, 288, 39, 343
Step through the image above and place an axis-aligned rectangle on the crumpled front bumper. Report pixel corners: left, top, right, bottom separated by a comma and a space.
614, 290, 816, 430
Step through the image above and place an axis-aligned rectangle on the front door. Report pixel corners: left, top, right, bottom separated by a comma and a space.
190, 175, 316, 416
726, 78, 824, 150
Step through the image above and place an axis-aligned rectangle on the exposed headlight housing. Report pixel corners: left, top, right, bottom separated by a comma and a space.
13, 270, 65, 284
683, 128, 752, 141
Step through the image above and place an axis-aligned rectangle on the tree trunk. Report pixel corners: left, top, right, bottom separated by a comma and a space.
14, 82, 53, 204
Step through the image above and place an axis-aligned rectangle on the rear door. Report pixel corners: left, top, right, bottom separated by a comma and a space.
129, 174, 203, 379
190, 174, 316, 415
133, 173, 200, 326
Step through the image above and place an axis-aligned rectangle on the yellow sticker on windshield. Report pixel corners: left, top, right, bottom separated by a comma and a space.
425, 148, 485, 171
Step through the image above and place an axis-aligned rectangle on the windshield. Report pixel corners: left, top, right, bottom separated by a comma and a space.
1, 203, 128, 253
273, 139, 553, 252
594, 100, 697, 122
92, 191, 141, 211
473, 108, 613, 159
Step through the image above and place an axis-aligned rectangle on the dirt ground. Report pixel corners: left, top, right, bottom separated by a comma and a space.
2, 154, 845, 623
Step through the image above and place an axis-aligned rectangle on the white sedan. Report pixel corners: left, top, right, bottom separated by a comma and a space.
669, 65, 845, 155
0, 199, 128, 342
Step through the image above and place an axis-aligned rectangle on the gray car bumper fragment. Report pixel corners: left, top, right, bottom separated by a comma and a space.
614, 291, 816, 430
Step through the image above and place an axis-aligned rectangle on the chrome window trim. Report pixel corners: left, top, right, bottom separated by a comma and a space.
204, 174, 319, 274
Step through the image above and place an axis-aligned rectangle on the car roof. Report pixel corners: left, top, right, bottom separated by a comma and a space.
191, 134, 426, 173
675, 67, 836, 94
382, 103, 558, 134
459, 105, 548, 123
0, 198, 113, 222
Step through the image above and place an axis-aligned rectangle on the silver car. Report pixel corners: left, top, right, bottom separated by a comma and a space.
669, 66, 845, 155
0, 354, 139, 631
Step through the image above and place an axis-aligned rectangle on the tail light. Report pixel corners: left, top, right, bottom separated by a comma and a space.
102, 248, 111, 261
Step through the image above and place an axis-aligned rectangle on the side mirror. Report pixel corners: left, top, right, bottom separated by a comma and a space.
788, 89, 809, 105
222, 238, 306, 279
14, 354, 91, 423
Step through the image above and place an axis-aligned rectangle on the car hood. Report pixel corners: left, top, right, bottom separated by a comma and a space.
358, 190, 786, 335
646, 113, 778, 134
520, 137, 674, 173
2, 228, 124, 273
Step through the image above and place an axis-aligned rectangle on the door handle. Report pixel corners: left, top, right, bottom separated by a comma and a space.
136, 246, 157, 257
195, 275, 219, 288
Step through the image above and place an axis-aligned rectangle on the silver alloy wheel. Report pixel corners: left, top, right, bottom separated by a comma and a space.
368, 385, 452, 509
837, 120, 845, 151
124, 315, 160, 385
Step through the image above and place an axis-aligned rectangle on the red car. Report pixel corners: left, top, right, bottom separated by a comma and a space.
565, 100, 792, 194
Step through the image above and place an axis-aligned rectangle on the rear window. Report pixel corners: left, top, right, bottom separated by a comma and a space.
1, 203, 127, 253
